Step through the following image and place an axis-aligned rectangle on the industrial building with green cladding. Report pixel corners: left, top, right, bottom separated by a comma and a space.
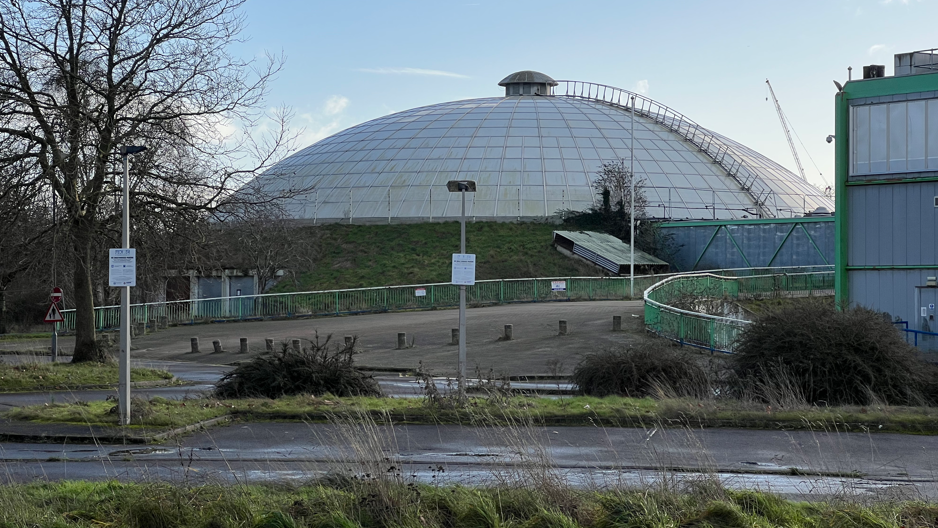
835, 49, 938, 348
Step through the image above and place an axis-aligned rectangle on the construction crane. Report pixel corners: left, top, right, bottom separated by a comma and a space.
765, 79, 808, 182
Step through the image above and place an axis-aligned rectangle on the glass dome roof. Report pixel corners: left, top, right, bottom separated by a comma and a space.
256, 88, 832, 223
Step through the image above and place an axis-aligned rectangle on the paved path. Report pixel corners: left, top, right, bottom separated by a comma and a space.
0, 422, 934, 499
80, 300, 650, 376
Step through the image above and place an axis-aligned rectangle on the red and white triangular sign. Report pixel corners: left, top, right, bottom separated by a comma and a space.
43, 302, 64, 323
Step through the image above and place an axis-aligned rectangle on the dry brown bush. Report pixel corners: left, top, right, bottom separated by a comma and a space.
732, 300, 938, 406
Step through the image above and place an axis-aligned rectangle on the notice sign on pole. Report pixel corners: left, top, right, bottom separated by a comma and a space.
109, 249, 137, 287
451, 254, 476, 286
551, 280, 567, 292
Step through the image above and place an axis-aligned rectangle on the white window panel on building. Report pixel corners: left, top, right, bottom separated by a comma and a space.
851, 98, 938, 176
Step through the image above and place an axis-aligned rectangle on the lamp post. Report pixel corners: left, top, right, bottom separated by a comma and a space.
446, 180, 476, 400
629, 95, 635, 298
119, 145, 147, 426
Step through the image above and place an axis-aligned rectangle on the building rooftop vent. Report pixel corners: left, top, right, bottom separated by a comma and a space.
498, 70, 557, 97
895, 49, 938, 77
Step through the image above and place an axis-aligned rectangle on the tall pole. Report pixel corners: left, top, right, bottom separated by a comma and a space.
629, 95, 635, 299
119, 151, 131, 426
458, 188, 467, 400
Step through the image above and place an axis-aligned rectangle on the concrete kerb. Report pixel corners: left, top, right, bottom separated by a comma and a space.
0, 415, 232, 445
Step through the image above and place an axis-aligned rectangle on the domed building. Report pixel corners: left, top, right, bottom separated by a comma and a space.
254, 71, 833, 223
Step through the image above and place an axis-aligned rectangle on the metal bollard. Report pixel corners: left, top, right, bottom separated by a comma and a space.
212, 340, 223, 354
190, 337, 199, 354
344, 335, 353, 348
292, 339, 301, 353
613, 315, 622, 331
451, 328, 459, 345
397, 332, 407, 349
240, 338, 248, 354
559, 320, 568, 336
504, 324, 513, 340
265, 338, 274, 353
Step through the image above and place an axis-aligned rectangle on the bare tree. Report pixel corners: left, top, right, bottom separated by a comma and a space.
0, 154, 52, 333
0, 0, 303, 361
592, 160, 647, 220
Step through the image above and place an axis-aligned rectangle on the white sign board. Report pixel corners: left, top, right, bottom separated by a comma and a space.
551, 280, 567, 292
451, 254, 476, 286
415, 287, 427, 297
109, 248, 137, 287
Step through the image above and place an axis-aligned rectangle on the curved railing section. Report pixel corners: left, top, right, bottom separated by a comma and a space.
643, 270, 835, 353
57, 266, 833, 334
555, 80, 779, 218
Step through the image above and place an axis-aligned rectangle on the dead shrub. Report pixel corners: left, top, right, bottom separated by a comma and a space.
214, 334, 381, 399
571, 345, 712, 398
732, 301, 938, 406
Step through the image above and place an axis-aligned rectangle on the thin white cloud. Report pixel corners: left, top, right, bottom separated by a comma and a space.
881, 0, 918, 4
323, 95, 349, 116
634, 79, 649, 95
357, 67, 469, 79
869, 44, 887, 56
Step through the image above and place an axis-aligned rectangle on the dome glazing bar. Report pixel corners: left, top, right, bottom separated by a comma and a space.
556, 80, 778, 218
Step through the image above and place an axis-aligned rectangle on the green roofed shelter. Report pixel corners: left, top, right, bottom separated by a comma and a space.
552, 230, 669, 275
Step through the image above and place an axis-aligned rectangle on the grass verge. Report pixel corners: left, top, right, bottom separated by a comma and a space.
7, 393, 938, 434
0, 481, 935, 528
0, 332, 51, 341
0, 362, 174, 392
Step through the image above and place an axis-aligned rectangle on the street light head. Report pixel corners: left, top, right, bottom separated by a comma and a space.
826, 135, 835, 144
120, 145, 147, 155
446, 180, 477, 193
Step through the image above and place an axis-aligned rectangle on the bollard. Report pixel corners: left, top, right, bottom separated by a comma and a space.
240, 338, 248, 354
158, 315, 168, 329
397, 332, 407, 349
265, 338, 274, 353
344, 335, 353, 348
212, 340, 223, 354
504, 324, 513, 340
451, 328, 459, 345
190, 337, 199, 354
613, 315, 622, 331
559, 320, 567, 336
292, 339, 301, 353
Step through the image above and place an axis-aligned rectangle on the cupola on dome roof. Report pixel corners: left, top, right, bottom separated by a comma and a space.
250, 72, 833, 224
498, 70, 558, 86
498, 70, 557, 97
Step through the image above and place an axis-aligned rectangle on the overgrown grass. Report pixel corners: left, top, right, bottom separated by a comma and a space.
280, 222, 598, 292
0, 362, 174, 392
4, 396, 230, 427
0, 480, 935, 528
9, 393, 938, 434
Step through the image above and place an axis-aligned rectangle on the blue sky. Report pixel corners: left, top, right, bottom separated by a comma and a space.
236, 0, 937, 191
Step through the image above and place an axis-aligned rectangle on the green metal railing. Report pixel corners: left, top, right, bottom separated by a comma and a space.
643, 270, 835, 353
58, 265, 834, 334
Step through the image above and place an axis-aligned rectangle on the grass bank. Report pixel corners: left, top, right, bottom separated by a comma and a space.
0, 480, 935, 528
282, 221, 597, 291
8, 393, 938, 434
0, 362, 174, 392
0, 332, 51, 341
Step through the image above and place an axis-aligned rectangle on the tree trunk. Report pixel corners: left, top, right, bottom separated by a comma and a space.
70, 219, 107, 363
0, 286, 7, 335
